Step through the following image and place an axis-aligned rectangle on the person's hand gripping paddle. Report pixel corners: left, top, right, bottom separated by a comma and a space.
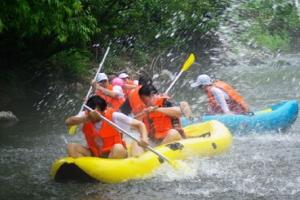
135, 53, 196, 119
68, 45, 111, 135
84, 105, 185, 169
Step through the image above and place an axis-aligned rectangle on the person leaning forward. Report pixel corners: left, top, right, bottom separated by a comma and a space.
92, 73, 125, 110
65, 96, 149, 158
118, 73, 139, 98
191, 74, 250, 115
137, 85, 185, 145
119, 75, 193, 119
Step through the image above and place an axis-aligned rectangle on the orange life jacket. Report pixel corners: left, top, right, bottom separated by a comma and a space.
82, 108, 125, 157
96, 84, 125, 110
127, 86, 151, 131
148, 95, 182, 140
123, 80, 137, 98
205, 80, 249, 114
127, 86, 146, 115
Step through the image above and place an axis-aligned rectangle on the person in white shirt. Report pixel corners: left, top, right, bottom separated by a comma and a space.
118, 73, 139, 97
92, 73, 125, 110
191, 74, 250, 115
66, 96, 149, 158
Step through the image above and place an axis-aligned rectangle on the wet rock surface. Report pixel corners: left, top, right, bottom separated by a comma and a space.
0, 111, 19, 128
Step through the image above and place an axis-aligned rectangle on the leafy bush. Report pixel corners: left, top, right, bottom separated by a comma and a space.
0, 0, 230, 80
46, 49, 93, 80
247, 25, 290, 51
0, 0, 98, 43
240, 0, 300, 51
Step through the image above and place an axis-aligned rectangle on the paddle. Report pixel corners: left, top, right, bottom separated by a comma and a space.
135, 53, 196, 119
83, 104, 178, 167
165, 53, 196, 94
68, 45, 111, 135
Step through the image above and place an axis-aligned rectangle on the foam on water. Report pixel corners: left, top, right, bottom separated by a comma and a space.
152, 159, 199, 182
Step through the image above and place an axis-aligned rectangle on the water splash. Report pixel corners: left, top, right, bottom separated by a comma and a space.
152, 159, 198, 182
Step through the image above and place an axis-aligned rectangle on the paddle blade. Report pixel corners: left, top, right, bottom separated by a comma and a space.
68, 125, 78, 135
181, 53, 196, 72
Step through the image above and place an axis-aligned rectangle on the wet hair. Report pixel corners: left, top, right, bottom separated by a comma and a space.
138, 85, 156, 97
86, 95, 107, 112
138, 76, 158, 94
138, 76, 152, 86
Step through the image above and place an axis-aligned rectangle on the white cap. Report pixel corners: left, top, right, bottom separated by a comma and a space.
118, 73, 129, 79
96, 73, 108, 82
191, 74, 212, 87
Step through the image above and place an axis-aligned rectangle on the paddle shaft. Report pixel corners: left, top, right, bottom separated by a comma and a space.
165, 53, 195, 94
68, 45, 111, 135
135, 54, 195, 119
134, 71, 183, 119
164, 70, 184, 94
83, 105, 172, 164
79, 46, 111, 112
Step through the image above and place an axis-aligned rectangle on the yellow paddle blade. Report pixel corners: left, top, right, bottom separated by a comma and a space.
68, 125, 78, 135
181, 53, 196, 72
255, 108, 272, 115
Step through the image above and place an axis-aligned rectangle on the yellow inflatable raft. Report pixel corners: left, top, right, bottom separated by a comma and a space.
50, 120, 232, 183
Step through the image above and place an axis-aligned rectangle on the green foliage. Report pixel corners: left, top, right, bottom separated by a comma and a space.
240, 0, 300, 51
87, 0, 229, 65
0, 0, 229, 80
0, 18, 3, 32
91, 0, 229, 50
252, 26, 290, 51
103, 54, 130, 74
0, 0, 98, 43
46, 49, 93, 80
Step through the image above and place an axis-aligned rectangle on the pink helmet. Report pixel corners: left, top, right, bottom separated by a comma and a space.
111, 77, 124, 87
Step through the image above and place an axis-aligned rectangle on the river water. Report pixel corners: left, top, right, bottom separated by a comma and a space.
1, 1, 300, 200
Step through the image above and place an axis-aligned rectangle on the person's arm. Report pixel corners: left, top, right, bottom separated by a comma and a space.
155, 106, 181, 118
95, 85, 120, 98
123, 83, 138, 90
91, 80, 97, 93
112, 85, 125, 98
113, 112, 149, 145
129, 119, 148, 144
211, 87, 232, 114
65, 112, 89, 126
65, 110, 102, 126
141, 99, 181, 118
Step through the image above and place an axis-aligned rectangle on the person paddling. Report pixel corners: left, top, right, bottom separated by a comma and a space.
138, 85, 184, 144
119, 76, 157, 116
119, 73, 139, 97
92, 73, 125, 110
191, 74, 249, 115
120, 75, 193, 119
65, 96, 149, 158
